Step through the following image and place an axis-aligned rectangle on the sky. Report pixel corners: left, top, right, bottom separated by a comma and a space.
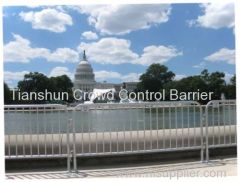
3, 3, 235, 88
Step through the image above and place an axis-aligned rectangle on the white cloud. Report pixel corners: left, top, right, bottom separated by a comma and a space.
19, 8, 73, 33
78, 37, 139, 64
78, 37, 182, 65
76, 4, 171, 35
48, 48, 79, 63
94, 70, 140, 82
49, 66, 73, 79
6, 35, 182, 66
204, 48, 235, 65
4, 71, 29, 87
94, 71, 121, 81
134, 45, 183, 66
4, 34, 49, 63
4, 34, 79, 63
188, 3, 234, 29
193, 62, 207, 69
81, 31, 98, 40
121, 73, 141, 82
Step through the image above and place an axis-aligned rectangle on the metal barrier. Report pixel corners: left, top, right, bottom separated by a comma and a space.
4, 100, 237, 172
73, 101, 204, 161
205, 100, 237, 161
4, 104, 76, 172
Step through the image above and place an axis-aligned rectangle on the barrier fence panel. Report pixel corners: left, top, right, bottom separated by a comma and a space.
73, 101, 204, 161
205, 100, 237, 161
4, 100, 237, 172
4, 104, 73, 160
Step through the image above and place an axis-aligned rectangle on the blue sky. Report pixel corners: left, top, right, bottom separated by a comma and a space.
3, 3, 235, 88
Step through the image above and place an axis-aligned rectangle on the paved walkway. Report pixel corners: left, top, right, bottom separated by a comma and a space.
6, 158, 237, 179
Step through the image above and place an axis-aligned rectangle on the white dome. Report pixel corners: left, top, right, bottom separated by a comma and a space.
79, 60, 90, 65
74, 51, 95, 92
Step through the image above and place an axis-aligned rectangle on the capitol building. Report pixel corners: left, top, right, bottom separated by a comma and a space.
74, 51, 138, 93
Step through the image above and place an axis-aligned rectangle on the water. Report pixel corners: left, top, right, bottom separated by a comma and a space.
5, 106, 236, 135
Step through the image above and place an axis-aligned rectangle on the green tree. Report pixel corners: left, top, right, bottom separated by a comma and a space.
164, 76, 208, 102
137, 63, 175, 92
4, 82, 12, 104
225, 74, 236, 99
200, 69, 225, 100
17, 72, 74, 104
18, 72, 51, 93
49, 75, 74, 102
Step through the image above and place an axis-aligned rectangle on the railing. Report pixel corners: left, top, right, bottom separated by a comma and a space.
4, 104, 76, 172
205, 100, 237, 161
73, 101, 203, 159
4, 100, 237, 172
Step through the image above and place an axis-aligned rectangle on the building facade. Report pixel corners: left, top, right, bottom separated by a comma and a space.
74, 51, 95, 92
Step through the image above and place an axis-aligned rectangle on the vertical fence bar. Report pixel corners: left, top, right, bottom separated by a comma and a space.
37, 107, 40, 156
67, 118, 71, 173
123, 109, 126, 152
130, 108, 133, 152
81, 109, 84, 154
234, 105, 237, 144
175, 106, 178, 148
218, 104, 220, 145
7, 108, 11, 158
136, 108, 139, 151
143, 107, 146, 151
150, 107, 152, 150
163, 107, 165, 149
58, 109, 61, 155
156, 107, 159, 149
193, 105, 196, 146
15, 108, 18, 157
88, 109, 91, 153
44, 107, 47, 156
95, 110, 98, 154
200, 104, 204, 162
22, 108, 25, 157
223, 104, 226, 145
228, 103, 231, 144
116, 109, 119, 153
169, 106, 172, 148
109, 109, 112, 153
205, 103, 209, 162
181, 107, 184, 148
51, 107, 54, 155
187, 105, 190, 147
29, 107, 32, 157
211, 105, 214, 146
101, 108, 106, 153
72, 118, 77, 173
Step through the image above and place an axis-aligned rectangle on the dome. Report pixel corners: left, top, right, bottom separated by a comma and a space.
74, 51, 95, 92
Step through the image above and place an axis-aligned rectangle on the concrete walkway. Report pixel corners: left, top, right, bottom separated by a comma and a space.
6, 158, 237, 179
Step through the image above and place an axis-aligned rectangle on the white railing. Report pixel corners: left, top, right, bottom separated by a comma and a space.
205, 100, 237, 161
4, 100, 236, 172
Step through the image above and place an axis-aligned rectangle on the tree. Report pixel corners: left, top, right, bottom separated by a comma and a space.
225, 74, 236, 99
200, 69, 225, 100
230, 75, 236, 86
49, 75, 74, 102
17, 72, 74, 104
164, 76, 208, 102
18, 72, 51, 93
4, 82, 12, 104
137, 64, 175, 92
